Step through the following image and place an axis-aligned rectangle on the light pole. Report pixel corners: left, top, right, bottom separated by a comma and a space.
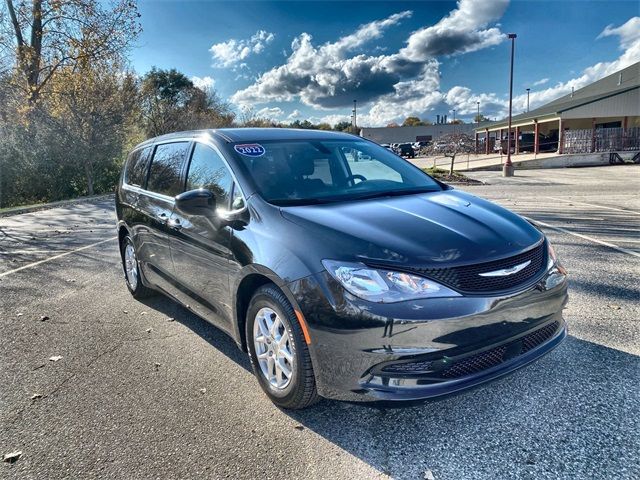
526, 88, 530, 112
352, 99, 357, 134
503, 33, 517, 177
476, 101, 480, 125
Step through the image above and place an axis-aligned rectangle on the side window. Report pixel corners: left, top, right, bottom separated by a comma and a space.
186, 143, 235, 210
124, 147, 151, 187
341, 147, 402, 182
147, 142, 190, 196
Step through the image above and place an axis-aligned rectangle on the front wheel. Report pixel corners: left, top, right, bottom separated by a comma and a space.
246, 285, 319, 409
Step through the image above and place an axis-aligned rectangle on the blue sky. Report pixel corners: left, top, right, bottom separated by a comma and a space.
131, 0, 640, 126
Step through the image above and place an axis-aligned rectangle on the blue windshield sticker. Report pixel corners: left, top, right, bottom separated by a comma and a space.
234, 143, 265, 157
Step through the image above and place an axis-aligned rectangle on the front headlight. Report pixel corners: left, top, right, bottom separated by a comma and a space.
322, 260, 461, 303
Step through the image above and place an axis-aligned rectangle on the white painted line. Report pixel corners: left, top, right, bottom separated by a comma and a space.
0, 237, 117, 278
531, 219, 640, 258
0, 250, 63, 255
546, 196, 640, 216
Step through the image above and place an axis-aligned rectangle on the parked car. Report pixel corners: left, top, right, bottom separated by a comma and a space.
116, 128, 568, 409
397, 143, 415, 158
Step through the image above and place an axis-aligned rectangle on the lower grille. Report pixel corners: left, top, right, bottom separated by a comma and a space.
381, 321, 560, 378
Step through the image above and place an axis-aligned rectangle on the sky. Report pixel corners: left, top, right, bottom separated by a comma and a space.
131, 0, 640, 127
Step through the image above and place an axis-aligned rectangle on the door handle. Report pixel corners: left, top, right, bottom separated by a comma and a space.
167, 218, 182, 231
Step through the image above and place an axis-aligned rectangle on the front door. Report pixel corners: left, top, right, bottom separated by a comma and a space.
168, 142, 240, 333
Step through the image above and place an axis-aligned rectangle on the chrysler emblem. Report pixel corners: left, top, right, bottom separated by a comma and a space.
478, 260, 531, 277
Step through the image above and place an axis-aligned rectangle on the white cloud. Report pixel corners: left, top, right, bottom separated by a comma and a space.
442, 16, 640, 121
226, 4, 640, 126
398, 0, 508, 60
210, 29, 275, 67
230, 0, 509, 124
287, 109, 302, 120
317, 114, 351, 126
255, 106, 284, 120
190, 75, 215, 91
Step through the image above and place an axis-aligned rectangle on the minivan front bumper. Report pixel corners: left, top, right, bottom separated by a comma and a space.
287, 267, 568, 402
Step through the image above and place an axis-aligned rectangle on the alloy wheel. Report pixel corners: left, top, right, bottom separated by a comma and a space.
124, 242, 138, 290
253, 307, 294, 390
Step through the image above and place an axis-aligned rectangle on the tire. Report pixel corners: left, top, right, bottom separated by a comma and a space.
120, 235, 155, 299
246, 284, 320, 409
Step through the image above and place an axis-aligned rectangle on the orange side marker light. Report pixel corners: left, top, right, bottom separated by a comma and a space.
294, 309, 312, 345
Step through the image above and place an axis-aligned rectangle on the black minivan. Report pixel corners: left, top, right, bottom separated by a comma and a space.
116, 128, 568, 409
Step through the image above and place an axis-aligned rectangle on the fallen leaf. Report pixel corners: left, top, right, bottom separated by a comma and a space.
40, 315, 49, 322
167, 317, 175, 322
294, 425, 304, 431
3, 451, 22, 463
146, 328, 152, 333
154, 362, 161, 371
140, 311, 148, 316
608, 304, 621, 310
424, 470, 435, 480
123, 310, 129, 314
17, 313, 23, 317
199, 388, 207, 394
31, 393, 42, 400
48, 355, 63, 362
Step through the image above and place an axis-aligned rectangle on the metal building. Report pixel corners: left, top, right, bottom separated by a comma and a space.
474, 62, 640, 156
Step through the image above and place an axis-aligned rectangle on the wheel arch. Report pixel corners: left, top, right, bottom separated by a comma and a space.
233, 265, 303, 352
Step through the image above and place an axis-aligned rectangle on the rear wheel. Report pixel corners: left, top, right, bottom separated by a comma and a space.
120, 235, 155, 299
246, 284, 319, 409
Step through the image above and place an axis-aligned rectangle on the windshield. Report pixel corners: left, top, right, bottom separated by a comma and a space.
231, 139, 442, 206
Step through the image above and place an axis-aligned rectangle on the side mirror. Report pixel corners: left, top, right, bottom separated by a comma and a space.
175, 189, 216, 217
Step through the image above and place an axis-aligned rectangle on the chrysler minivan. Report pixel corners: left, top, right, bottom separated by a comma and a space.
115, 128, 568, 409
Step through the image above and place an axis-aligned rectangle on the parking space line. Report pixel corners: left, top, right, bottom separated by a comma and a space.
531, 219, 640, 258
0, 236, 117, 278
545, 196, 640, 216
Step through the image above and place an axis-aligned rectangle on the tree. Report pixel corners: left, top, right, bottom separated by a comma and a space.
140, 67, 234, 137
289, 119, 315, 130
1, 0, 141, 103
46, 60, 138, 195
316, 122, 332, 131
424, 132, 476, 175
402, 116, 428, 127
333, 121, 352, 132
386, 122, 399, 128
474, 114, 490, 123
451, 119, 465, 124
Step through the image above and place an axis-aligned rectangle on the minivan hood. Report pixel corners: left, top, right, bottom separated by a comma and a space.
280, 190, 543, 268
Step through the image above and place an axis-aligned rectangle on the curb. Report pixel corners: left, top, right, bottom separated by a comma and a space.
0, 194, 114, 217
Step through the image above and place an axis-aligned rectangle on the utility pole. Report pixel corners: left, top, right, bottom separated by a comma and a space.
503, 33, 517, 177
352, 99, 357, 135
526, 88, 530, 112
476, 101, 480, 125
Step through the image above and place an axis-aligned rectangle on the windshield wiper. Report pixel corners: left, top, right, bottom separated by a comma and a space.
270, 187, 439, 206
269, 198, 331, 206
345, 187, 440, 201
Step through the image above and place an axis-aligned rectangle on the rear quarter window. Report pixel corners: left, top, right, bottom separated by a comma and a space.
124, 147, 152, 187
146, 142, 190, 196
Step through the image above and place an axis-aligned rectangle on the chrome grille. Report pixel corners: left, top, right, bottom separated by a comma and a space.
409, 242, 546, 293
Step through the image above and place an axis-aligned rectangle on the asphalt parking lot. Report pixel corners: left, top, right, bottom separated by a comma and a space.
1, 165, 639, 479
